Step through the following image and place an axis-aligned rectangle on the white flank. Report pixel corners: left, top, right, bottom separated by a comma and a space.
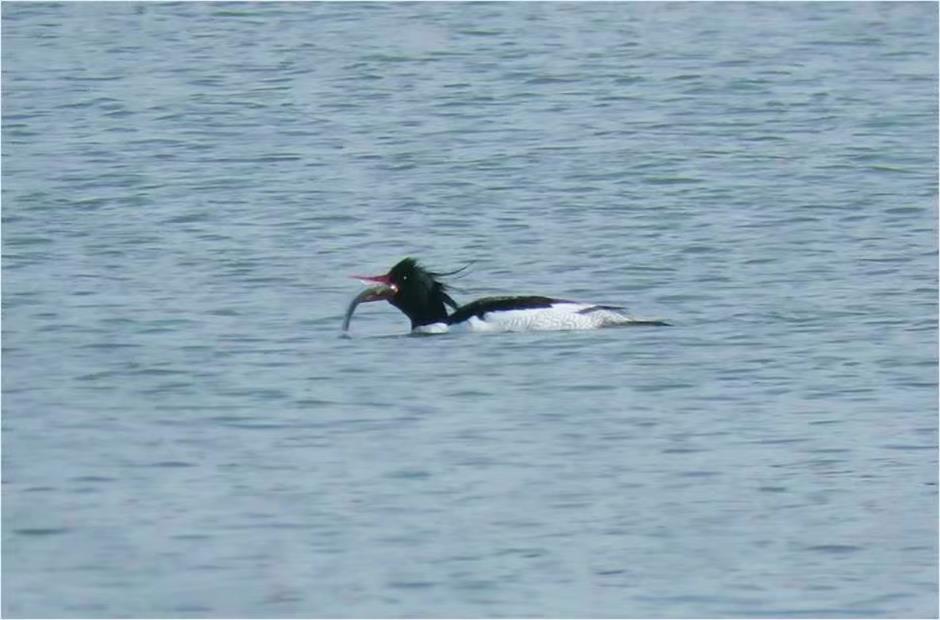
467, 303, 635, 332
412, 303, 639, 334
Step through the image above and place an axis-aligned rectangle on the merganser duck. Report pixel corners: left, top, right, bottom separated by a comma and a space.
343, 257, 669, 334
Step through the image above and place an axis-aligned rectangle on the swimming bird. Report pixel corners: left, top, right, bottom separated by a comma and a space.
343, 257, 669, 334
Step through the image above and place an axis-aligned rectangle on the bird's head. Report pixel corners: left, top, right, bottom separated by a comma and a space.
351, 257, 459, 329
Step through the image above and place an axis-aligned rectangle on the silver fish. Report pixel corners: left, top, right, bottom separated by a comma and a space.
342, 283, 396, 332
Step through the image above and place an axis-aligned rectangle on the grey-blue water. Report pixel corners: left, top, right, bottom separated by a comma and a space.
3, 2, 937, 618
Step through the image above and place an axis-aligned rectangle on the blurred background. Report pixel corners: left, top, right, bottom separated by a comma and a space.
3, 3, 937, 617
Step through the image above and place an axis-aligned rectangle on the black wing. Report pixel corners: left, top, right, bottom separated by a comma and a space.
447, 295, 572, 325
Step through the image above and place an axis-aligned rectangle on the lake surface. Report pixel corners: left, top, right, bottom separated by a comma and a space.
2, 2, 937, 618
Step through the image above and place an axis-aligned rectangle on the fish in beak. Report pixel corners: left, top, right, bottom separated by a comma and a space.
342, 275, 398, 332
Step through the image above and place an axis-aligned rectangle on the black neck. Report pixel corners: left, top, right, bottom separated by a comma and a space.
391, 298, 450, 329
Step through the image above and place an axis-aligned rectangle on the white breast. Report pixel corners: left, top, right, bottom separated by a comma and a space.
413, 322, 450, 335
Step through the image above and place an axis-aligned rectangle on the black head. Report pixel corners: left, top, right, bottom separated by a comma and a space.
353, 258, 459, 329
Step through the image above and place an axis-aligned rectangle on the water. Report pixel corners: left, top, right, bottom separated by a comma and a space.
3, 2, 937, 617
